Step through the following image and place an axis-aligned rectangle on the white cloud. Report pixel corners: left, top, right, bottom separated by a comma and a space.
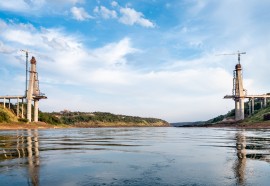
111, 1, 118, 7
53, 0, 83, 4
119, 7, 155, 28
0, 41, 16, 54
0, 0, 29, 12
89, 37, 136, 66
71, 6, 93, 21
0, 0, 84, 14
93, 4, 155, 28
94, 6, 117, 19
3, 30, 39, 46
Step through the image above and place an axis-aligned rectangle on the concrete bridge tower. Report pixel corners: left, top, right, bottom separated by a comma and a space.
27, 57, 46, 122
224, 52, 270, 121
233, 63, 245, 120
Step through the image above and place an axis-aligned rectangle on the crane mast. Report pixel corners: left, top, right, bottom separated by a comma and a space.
20, 49, 30, 96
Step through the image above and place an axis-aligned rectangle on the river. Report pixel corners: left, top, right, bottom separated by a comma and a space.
0, 127, 269, 186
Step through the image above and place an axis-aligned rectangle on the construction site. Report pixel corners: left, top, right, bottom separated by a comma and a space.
0, 50, 269, 124
223, 52, 270, 121
0, 51, 47, 122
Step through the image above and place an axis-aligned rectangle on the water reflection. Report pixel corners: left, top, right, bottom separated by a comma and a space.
0, 129, 40, 186
234, 130, 270, 185
235, 131, 247, 185
0, 128, 270, 186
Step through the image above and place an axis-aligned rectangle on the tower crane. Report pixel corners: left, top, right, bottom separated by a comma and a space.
20, 49, 32, 96
216, 51, 246, 64
218, 51, 247, 95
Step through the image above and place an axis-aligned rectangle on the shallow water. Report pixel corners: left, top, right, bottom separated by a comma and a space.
0, 127, 269, 186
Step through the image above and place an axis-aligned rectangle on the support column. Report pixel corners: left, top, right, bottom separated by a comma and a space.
264, 97, 267, 107
3, 98, 5, 108
235, 100, 240, 120
8, 99, 10, 109
34, 100, 39, 122
239, 98, 245, 120
17, 98, 19, 117
251, 98, 255, 114
21, 99, 24, 119
27, 99, 32, 122
261, 100, 263, 109
249, 99, 252, 116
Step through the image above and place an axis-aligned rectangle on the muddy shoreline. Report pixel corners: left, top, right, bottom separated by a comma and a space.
0, 122, 71, 130
183, 121, 270, 129
2, 121, 270, 130
0, 122, 170, 130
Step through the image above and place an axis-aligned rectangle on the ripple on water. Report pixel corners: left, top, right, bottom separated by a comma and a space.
0, 128, 269, 186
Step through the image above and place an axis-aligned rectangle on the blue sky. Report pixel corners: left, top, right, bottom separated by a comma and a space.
1, 0, 270, 122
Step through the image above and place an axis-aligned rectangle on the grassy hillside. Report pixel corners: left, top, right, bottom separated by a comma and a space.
0, 103, 169, 128
244, 106, 270, 123
39, 111, 170, 127
0, 105, 18, 123
207, 98, 270, 124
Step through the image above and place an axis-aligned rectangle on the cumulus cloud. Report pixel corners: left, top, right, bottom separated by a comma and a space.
93, 4, 155, 28
94, 6, 117, 19
71, 6, 93, 21
89, 38, 136, 66
119, 7, 155, 28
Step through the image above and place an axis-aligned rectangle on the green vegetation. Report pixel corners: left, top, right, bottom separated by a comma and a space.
206, 115, 225, 124
0, 105, 18, 123
244, 105, 270, 123
39, 111, 170, 127
39, 112, 61, 125
207, 98, 270, 124
0, 103, 169, 127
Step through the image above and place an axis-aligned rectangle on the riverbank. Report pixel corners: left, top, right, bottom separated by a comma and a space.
202, 121, 270, 129
0, 122, 70, 130
0, 121, 171, 130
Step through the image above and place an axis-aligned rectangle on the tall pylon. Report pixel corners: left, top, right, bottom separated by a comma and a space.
26, 56, 47, 122
220, 51, 246, 120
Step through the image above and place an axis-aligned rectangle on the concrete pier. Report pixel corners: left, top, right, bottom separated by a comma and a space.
34, 100, 39, 122
21, 99, 24, 118
248, 99, 252, 116
239, 98, 245, 120
17, 98, 19, 117
251, 98, 254, 114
